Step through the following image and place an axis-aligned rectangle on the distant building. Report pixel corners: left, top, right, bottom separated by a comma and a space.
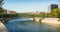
26, 12, 40, 14
24, 12, 47, 14
10, 11, 16, 14
51, 4, 58, 10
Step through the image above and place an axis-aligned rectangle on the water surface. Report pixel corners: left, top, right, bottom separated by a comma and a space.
4, 18, 60, 32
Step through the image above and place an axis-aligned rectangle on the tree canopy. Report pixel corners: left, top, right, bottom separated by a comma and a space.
0, 0, 4, 7
0, 0, 4, 18
51, 8, 60, 18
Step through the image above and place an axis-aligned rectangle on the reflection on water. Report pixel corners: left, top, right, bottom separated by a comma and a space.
4, 18, 60, 32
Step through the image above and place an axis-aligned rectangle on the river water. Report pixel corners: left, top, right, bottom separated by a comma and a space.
4, 18, 60, 32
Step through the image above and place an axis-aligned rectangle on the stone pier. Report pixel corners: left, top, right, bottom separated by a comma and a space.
33, 17, 42, 22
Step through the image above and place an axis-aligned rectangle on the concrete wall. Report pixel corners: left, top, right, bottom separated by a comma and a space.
0, 21, 8, 32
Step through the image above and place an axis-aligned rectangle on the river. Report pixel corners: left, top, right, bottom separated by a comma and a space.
4, 18, 60, 32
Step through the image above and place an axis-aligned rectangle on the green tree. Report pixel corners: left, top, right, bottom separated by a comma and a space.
51, 8, 60, 21
0, 0, 4, 7
58, 8, 60, 20
51, 8, 59, 18
0, 0, 4, 18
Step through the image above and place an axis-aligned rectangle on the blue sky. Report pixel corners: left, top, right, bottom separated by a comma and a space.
3, 0, 60, 13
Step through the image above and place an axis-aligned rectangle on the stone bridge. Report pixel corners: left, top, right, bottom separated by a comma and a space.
30, 17, 43, 22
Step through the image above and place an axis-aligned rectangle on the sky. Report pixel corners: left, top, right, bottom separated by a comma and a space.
3, 0, 60, 13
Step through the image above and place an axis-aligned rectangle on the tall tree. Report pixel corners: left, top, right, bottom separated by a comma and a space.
0, 0, 4, 7
0, 0, 4, 18
51, 8, 59, 18
51, 8, 60, 21
58, 8, 60, 20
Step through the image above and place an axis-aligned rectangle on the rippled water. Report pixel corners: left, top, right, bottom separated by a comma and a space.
4, 18, 60, 32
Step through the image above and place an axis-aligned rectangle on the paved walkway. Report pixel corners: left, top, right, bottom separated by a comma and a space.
0, 21, 8, 32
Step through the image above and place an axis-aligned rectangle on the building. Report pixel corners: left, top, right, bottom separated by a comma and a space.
51, 4, 58, 10
3, 9, 16, 14
3, 9, 16, 17
25, 12, 40, 14
10, 11, 16, 14
3, 10, 11, 14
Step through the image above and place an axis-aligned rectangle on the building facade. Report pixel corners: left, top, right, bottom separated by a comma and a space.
3, 10, 11, 14
51, 4, 58, 10
10, 11, 16, 14
3, 10, 16, 14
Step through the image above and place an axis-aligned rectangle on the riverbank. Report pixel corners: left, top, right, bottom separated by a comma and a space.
41, 18, 60, 24
0, 21, 8, 32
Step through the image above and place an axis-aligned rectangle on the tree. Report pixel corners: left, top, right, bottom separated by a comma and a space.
0, 0, 4, 7
58, 8, 60, 20
51, 8, 60, 21
51, 8, 59, 18
0, 0, 4, 18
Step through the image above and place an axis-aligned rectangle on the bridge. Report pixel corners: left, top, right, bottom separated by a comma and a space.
28, 17, 43, 22
32, 17, 43, 22
0, 17, 43, 23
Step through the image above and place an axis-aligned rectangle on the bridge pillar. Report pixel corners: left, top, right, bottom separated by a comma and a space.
33, 17, 42, 22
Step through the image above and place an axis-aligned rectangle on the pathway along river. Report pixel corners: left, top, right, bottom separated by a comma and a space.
4, 18, 60, 32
